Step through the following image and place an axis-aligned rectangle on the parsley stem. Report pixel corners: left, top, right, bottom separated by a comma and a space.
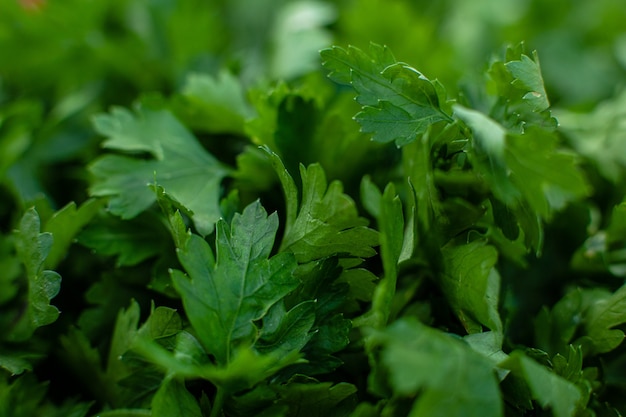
210, 387, 226, 417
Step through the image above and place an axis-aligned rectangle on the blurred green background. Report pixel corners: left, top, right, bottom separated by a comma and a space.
1, 0, 625, 217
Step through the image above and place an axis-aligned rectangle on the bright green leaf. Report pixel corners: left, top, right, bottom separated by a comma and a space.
321, 45, 451, 146
89, 106, 230, 235
505, 52, 550, 112
173, 71, 252, 134
321, 43, 396, 97
270, 1, 336, 79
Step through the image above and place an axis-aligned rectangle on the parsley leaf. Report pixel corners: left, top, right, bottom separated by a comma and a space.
8, 208, 61, 342
89, 105, 231, 235
440, 240, 502, 334
151, 377, 202, 417
265, 147, 378, 264
321, 44, 452, 146
502, 351, 582, 417
372, 318, 503, 417
578, 284, 626, 355
172, 71, 253, 135
77, 211, 169, 267
42, 199, 104, 269
170, 200, 300, 365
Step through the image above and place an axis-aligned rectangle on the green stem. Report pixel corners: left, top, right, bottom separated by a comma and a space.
210, 387, 227, 417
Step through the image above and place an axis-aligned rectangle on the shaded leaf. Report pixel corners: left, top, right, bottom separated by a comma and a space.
43, 198, 104, 269
440, 240, 502, 334
372, 318, 503, 417
580, 284, 626, 354
171, 200, 299, 365
151, 377, 202, 417
9, 208, 61, 341
502, 351, 582, 417
77, 211, 169, 267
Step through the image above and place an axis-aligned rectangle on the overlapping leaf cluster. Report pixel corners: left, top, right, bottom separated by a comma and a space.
2, 2, 626, 416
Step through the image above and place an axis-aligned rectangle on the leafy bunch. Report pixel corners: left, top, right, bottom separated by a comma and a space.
3, 17, 626, 417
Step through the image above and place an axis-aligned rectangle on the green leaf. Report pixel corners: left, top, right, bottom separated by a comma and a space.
77, 211, 169, 267
245, 82, 292, 152
359, 176, 382, 219
273, 378, 357, 417
505, 52, 550, 112
321, 43, 396, 94
105, 302, 184, 408
89, 105, 230, 235
265, 148, 378, 264
107, 300, 142, 383
369, 183, 404, 327
76, 273, 143, 341
93, 410, 151, 417
456, 103, 589, 256
455, 105, 506, 160
283, 257, 352, 376
557, 89, 626, 183
505, 126, 589, 221
171, 200, 299, 365
502, 351, 582, 417
0, 234, 21, 305
454, 105, 516, 205
270, 1, 336, 79
172, 71, 252, 134
233, 146, 277, 194
464, 332, 508, 376
400, 129, 443, 263
43, 198, 104, 269
0, 352, 33, 376
134, 334, 302, 394
10, 208, 61, 341
151, 377, 202, 417
0, 99, 39, 179
440, 240, 502, 334
257, 300, 316, 355
321, 44, 451, 146
534, 289, 586, 356
0, 373, 48, 417
373, 318, 503, 417
579, 284, 626, 354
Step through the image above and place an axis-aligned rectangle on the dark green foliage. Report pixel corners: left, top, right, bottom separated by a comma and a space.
2, 1, 626, 416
